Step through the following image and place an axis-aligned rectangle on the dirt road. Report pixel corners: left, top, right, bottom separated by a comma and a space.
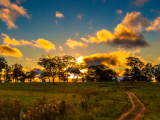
117, 83, 146, 120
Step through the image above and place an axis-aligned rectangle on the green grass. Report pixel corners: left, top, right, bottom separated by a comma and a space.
124, 96, 141, 120
0, 82, 132, 120
123, 82, 160, 120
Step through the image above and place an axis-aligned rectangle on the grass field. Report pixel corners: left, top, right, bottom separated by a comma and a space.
124, 82, 160, 120
0, 82, 131, 120
1, 82, 160, 120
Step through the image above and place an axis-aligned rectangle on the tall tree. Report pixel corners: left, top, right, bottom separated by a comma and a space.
38, 55, 56, 84
62, 55, 76, 83
12, 63, 24, 83
3, 65, 12, 83
126, 57, 144, 82
0, 56, 7, 83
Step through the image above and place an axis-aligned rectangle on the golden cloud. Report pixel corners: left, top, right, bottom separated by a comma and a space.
1, 33, 56, 51
0, 45, 22, 57
55, 11, 64, 18
80, 49, 141, 67
66, 38, 88, 49
0, 9, 18, 29
116, 10, 123, 15
33, 39, 56, 52
81, 12, 150, 48
1, 33, 32, 46
54, 20, 58, 25
0, 0, 30, 29
59, 46, 63, 51
26, 58, 32, 61
146, 17, 160, 31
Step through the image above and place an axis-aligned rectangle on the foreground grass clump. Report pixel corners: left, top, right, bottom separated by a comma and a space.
0, 97, 73, 120
0, 82, 131, 120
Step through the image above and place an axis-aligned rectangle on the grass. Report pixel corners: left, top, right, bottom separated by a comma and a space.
0, 82, 132, 120
124, 82, 160, 120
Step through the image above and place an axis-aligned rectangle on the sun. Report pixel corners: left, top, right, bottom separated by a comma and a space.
77, 56, 83, 64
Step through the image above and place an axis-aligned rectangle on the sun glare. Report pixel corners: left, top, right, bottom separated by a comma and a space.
77, 56, 83, 63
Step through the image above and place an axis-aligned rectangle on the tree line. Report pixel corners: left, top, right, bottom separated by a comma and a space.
0, 55, 159, 83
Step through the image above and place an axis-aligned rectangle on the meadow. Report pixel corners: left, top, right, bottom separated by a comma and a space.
1, 82, 160, 120
0, 82, 131, 120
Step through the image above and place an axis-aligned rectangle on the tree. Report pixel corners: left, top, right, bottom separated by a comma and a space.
141, 63, 153, 82
62, 55, 76, 83
153, 64, 160, 82
126, 57, 144, 82
3, 65, 12, 83
0, 56, 7, 83
87, 64, 113, 83
12, 63, 24, 83
38, 55, 56, 84
27, 70, 36, 82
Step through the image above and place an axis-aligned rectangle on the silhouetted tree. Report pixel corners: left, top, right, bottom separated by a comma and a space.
3, 65, 12, 83
38, 55, 56, 84
12, 63, 24, 82
153, 64, 160, 82
62, 55, 76, 83
0, 56, 7, 83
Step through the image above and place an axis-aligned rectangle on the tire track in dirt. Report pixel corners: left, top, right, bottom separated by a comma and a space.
117, 83, 146, 120
117, 91, 135, 120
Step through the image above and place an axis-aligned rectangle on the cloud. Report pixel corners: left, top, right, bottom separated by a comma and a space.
54, 20, 58, 25
0, 0, 30, 29
75, 32, 79, 36
66, 38, 88, 49
146, 17, 160, 31
77, 13, 84, 19
81, 48, 141, 67
0, 45, 22, 57
26, 58, 32, 61
134, 0, 149, 6
116, 10, 123, 15
55, 11, 64, 18
33, 39, 56, 52
103, 0, 106, 2
1, 33, 56, 51
59, 46, 63, 51
0, 8, 18, 29
80, 12, 150, 48
1, 33, 33, 46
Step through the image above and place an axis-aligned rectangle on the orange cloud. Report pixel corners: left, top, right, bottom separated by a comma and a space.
81, 12, 150, 48
55, 11, 64, 18
1, 33, 32, 46
0, 0, 30, 29
33, 39, 56, 52
66, 38, 87, 49
116, 10, 123, 15
0, 9, 18, 29
80, 48, 141, 67
146, 17, 160, 31
77, 12, 84, 19
0, 45, 22, 57
1, 33, 56, 51
26, 58, 32, 61
134, 0, 149, 6
59, 46, 63, 51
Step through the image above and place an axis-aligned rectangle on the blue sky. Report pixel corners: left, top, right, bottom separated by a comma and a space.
0, 0, 160, 74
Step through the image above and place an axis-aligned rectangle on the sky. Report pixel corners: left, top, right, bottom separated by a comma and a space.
0, 0, 160, 76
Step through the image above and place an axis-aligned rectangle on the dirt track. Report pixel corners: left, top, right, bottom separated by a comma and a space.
117, 83, 146, 120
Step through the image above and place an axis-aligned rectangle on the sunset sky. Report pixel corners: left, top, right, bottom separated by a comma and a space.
0, 0, 160, 75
